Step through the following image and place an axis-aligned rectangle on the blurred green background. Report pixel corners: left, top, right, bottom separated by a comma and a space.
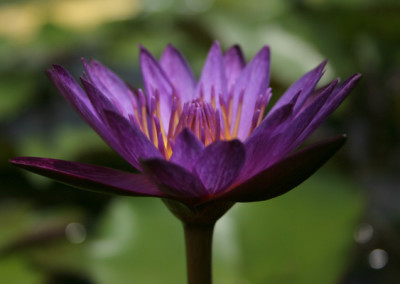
1, 0, 399, 283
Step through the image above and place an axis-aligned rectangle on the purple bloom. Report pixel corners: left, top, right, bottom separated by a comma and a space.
10, 42, 360, 210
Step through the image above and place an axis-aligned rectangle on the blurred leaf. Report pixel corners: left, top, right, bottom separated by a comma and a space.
233, 170, 363, 283
0, 202, 86, 283
87, 198, 186, 284
0, 76, 35, 121
0, 256, 44, 284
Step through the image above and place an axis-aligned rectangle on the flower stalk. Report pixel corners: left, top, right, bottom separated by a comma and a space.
183, 221, 215, 284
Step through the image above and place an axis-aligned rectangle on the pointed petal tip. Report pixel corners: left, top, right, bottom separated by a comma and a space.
338, 73, 362, 89
260, 45, 271, 54
225, 44, 245, 57
9, 156, 25, 165
138, 44, 152, 55
310, 59, 328, 75
79, 75, 89, 84
138, 44, 151, 57
45, 68, 54, 78
9, 156, 48, 169
252, 45, 270, 62
352, 73, 363, 81
208, 41, 222, 54
212, 40, 221, 47
228, 44, 240, 50
318, 59, 328, 72
51, 64, 66, 72
165, 43, 177, 51
49, 65, 75, 81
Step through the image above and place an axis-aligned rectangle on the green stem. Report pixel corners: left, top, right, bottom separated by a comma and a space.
183, 222, 215, 284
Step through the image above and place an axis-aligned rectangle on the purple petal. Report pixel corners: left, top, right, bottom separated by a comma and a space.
270, 79, 339, 157
241, 102, 294, 178
170, 128, 204, 171
80, 78, 118, 118
214, 134, 347, 202
195, 41, 227, 108
80, 79, 149, 169
103, 110, 162, 169
82, 59, 137, 118
140, 46, 173, 131
223, 45, 245, 92
140, 158, 206, 199
10, 157, 165, 197
271, 60, 327, 114
232, 46, 271, 140
47, 66, 131, 167
160, 44, 196, 103
242, 79, 339, 178
47, 65, 95, 119
294, 74, 362, 146
193, 140, 246, 194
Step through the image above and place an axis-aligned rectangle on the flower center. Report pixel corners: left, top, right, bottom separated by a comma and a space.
129, 87, 271, 159
174, 99, 220, 146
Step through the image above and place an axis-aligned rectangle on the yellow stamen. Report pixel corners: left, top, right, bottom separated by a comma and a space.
151, 118, 158, 147
257, 104, 266, 127
167, 110, 177, 154
218, 103, 229, 139
232, 99, 243, 138
211, 93, 216, 110
134, 110, 142, 131
232, 90, 245, 138
227, 95, 233, 125
141, 105, 149, 139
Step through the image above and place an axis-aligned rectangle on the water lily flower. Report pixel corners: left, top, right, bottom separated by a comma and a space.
10, 41, 360, 284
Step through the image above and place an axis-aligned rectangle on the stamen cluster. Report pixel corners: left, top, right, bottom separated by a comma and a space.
126, 85, 272, 159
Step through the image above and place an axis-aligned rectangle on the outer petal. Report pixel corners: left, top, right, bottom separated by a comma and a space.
9, 157, 165, 197
160, 44, 196, 103
81, 77, 119, 119
270, 60, 327, 114
193, 140, 246, 194
242, 80, 338, 178
140, 158, 206, 199
80, 80, 151, 170
214, 134, 347, 202
47, 66, 130, 167
241, 102, 294, 179
294, 74, 362, 146
47, 65, 96, 121
170, 128, 204, 171
195, 41, 227, 108
82, 59, 137, 118
104, 110, 162, 169
223, 45, 245, 92
140, 46, 173, 131
232, 46, 270, 140
267, 79, 339, 160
